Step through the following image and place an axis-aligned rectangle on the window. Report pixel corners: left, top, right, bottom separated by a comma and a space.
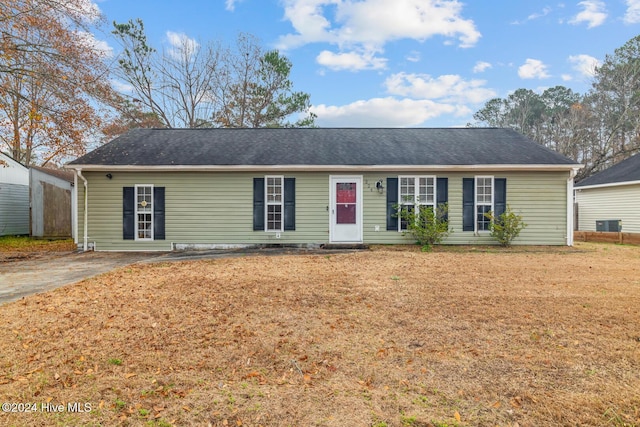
463, 177, 506, 233
253, 177, 295, 232
398, 176, 435, 231
123, 186, 165, 241
266, 176, 283, 232
475, 177, 493, 231
135, 185, 153, 240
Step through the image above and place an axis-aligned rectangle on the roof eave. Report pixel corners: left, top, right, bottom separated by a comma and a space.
575, 179, 640, 190
65, 164, 583, 172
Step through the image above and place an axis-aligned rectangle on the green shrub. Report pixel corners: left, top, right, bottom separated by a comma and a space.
394, 203, 451, 250
484, 205, 527, 247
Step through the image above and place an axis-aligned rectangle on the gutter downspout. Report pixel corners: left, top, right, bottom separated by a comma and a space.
76, 169, 88, 251
567, 168, 578, 246
72, 172, 78, 245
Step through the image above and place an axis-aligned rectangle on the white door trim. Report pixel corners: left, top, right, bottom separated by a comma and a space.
329, 175, 363, 243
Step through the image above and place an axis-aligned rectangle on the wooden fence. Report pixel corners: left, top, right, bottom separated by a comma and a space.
574, 231, 640, 245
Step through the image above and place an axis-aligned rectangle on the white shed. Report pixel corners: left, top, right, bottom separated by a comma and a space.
0, 152, 29, 236
575, 153, 640, 233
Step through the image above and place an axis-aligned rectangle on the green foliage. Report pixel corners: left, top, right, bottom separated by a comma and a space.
400, 414, 418, 426
394, 203, 451, 249
108, 358, 123, 366
111, 23, 315, 130
114, 398, 126, 410
484, 205, 527, 247
0, 236, 74, 251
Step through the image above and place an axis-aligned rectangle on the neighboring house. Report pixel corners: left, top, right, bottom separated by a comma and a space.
575, 153, 640, 233
65, 128, 581, 251
0, 152, 29, 236
30, 166, 74, 238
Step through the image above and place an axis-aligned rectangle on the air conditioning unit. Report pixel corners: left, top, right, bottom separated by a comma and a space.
596, 220, 621, 232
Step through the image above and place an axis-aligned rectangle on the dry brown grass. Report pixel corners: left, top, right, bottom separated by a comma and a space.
0, 236, 75, 262
1, 243, 639, 427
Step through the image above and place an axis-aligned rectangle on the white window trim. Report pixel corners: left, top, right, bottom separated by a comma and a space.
265, 175, 284, 232
474, 176, 494, 233
135, 184, 154, 241
398, 175, 436, 232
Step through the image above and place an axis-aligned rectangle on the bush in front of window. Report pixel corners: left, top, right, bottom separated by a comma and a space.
395, 203, 451, 251
484, 205, 527, 247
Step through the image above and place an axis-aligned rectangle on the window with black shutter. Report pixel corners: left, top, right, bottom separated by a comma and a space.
463, 177, 507, 232
254, 176, 295, 231
123, 185, 165, 240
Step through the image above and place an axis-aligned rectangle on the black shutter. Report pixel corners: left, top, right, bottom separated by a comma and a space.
253, 178, 265, 231
123, 187, 135, 240
386, 177, 398, 231
154, 187, 165, 240
436, 177, 448, 221
462, 178, 475, 231
284, 178, 295, 231
494, 178, 507, 219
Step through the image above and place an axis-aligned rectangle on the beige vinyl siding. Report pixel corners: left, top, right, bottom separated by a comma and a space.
76, 170, 570, 250
575, 184, 640, 233
362, 171, 570, 246
79, 171, 330, 251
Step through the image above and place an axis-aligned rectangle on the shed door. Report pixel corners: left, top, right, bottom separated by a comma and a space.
330, 176, 362, 243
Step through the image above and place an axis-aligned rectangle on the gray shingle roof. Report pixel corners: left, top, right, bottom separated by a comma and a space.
68, 128, 578, 167
575, 153, 640, 187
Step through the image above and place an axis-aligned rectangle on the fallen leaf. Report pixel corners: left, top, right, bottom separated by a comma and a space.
124, 373, 137, 379
492, 401, 501, 408
454, 411, 461, 422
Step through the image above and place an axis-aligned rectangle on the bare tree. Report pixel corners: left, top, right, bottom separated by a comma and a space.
0, 0, 116, 165
111, 24, 315, 131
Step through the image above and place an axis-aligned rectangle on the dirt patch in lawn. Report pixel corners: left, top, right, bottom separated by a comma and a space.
0, 237, 76, 263
1, 243, 639, 427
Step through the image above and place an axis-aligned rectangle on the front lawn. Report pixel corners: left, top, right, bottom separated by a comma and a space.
0, 243, 639, 426
0, 236, 75, 253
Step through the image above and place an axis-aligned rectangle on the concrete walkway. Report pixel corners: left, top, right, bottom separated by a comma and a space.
0, 251, 165, 305
0, 247, 361, 305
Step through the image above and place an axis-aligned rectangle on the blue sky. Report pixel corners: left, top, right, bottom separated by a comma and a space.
93, 0, 640, 127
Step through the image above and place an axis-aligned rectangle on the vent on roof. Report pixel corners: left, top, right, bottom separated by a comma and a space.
596, 220, 621, 232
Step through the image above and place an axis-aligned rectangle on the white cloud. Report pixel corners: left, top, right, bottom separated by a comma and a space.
74, 31, 113, 58
568, 54, 599, 77
317, 50, 387, 71
406, 51, 421, 63
473, 61, 492, 73
528, 6, 552, 21
165, 31, 200, 61
511, 6, 552, 24
311, 97, 466, 127
569, 0, 607, 28
624, 0, 640, 23
384, 72, 496, 104
225, 0, 243, 11
60, 0, 102, 23
110, 79, 134, 94
561, 74, 573, 81
518, 59, 550, 79
278, 0, 481, 52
